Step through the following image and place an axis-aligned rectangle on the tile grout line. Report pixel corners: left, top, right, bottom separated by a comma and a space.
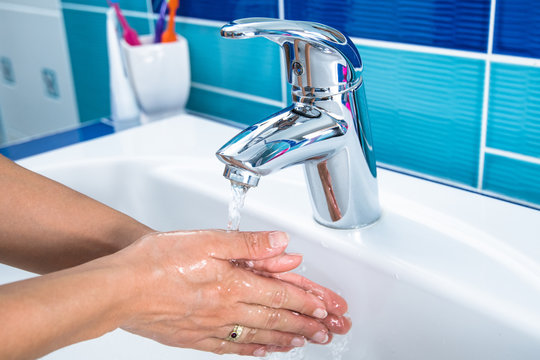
352, 37, 486, 60
278, 0, 288, 107
485, 147, 540, 166
0, 2, 60, 17
145, 0, 155, 35
476, 0, 497, 190
352, 37, 540, 68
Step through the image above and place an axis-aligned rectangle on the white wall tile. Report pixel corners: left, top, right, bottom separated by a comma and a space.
0, 2, 79, 144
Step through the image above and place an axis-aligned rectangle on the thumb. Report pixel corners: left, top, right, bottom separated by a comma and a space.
209, 230, 289, 261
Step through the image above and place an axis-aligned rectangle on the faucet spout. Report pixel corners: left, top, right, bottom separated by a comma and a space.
216, 18, 381, 229
217, 105, 347, 179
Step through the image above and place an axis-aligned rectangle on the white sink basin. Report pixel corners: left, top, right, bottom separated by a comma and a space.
2, 114, 540, 359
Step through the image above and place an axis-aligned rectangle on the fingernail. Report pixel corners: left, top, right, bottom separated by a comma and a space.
313, 308, 328, 319
312, 331, 328, 343
291, 336, 305, 347
269, 231, 289, 248
253, 347, 266, 357
280, 254, 302, 265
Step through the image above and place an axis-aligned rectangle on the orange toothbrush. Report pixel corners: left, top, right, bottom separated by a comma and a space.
161, 0, 178, 43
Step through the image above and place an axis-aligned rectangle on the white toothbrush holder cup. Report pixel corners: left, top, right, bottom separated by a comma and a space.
121, 35, 190, 123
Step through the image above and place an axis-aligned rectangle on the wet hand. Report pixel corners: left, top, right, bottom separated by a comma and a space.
244, 255, 352, 338
113, 230, 347, 357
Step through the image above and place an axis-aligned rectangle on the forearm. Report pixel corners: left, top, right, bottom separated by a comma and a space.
0, 155, 153, 273
0, 255, 136, 360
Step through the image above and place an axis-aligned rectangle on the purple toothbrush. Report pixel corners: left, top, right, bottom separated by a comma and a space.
154, 0, 169, 43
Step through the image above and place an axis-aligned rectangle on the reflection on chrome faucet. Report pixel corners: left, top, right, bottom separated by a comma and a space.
216, 18, 381, 229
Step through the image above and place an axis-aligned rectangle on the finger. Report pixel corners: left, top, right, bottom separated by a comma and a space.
322, 314, 352, 335
273, 272, 348, 316
208, 230, 290, 261
218, 324, 306, 347
235, 270, 328, 319
193, 338, 292, 357
310, 332, 333, 345
231, 304, 329, 344
243, 253, 303, 273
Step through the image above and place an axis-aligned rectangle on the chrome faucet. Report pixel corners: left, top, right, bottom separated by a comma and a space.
216, 18, 381, 229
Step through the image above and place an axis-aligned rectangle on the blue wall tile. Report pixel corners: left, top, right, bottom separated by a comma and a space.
359, 45, 484, 186
187, 86, 281, 125
151, 0, 278, 22
483, 154, 540, 206
487, 63, 540, 158
494, 0, 540, 59
63, 9, 150, 122
62, 0, 149, 12
47, 0, 540, 208
285, 0, 491, 52
177, 22, 282, 101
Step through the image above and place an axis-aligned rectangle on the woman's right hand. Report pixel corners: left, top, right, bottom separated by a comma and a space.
110, 230, 351, 357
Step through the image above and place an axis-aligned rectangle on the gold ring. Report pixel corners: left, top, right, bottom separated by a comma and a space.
226, 324, 244, 342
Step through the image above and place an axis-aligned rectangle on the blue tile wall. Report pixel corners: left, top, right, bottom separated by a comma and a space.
177, 22, 282, 101
494, 0, 540, 58
359, 45, 485, 186
483, 154, 540, 205
487, 63, 540, 158
285, 0, 491, 52
14, 1, 540, 207
187, 87, 281, 125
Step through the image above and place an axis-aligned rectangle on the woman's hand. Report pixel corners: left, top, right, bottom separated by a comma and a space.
113, 230, 351, 357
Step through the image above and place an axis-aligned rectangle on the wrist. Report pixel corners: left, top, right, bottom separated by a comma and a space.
81, 253, 148, 332
100, 235, 160, 330
108, 221, 155, 252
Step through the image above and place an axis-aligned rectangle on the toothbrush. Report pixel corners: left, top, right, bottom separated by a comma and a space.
154, 0, 169, 43
161, 0, 178, 43
107, 0, 141, 46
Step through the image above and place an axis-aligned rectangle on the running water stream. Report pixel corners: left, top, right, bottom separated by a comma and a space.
227, 182, 249, 231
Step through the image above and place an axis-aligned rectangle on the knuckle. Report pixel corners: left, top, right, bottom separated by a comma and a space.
298, 316, 318, 335
243, 327, 259, 343
212, 340, 228, 355
278, 333, 295, 346
265, 308, 282, 329
270, 288, 289, 308
242, 232, 261, 258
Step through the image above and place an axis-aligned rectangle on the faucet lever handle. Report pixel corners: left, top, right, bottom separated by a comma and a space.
221, 17, 347, 46
221, 18, 363, 101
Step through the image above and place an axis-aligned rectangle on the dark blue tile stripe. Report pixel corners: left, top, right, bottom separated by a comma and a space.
285, 0, 491, 52
0, 122, 114, 161
61, 0, 149, 12
151, 0, 278, 22
494, 0, 540, 59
